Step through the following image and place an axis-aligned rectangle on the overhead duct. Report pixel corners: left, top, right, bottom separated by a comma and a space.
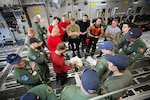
126, 8, 132, 15
111, 7, 118, 17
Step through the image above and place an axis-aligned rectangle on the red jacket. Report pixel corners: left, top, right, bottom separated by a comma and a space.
59, 21, 70, 29
48, 25, 65, 36
46, 35, 62, 51
50, 51, 72, 74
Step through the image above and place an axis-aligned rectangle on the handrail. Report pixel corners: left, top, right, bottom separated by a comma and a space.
88, 80, 150, 100
0, 45, 25, 88
123, 90, 150, 100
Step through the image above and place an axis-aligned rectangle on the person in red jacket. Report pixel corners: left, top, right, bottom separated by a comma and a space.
59, 14, 70, 32
50, 42, 72, 86
48, 16, 64, 38
46, 26, 62, 51
59, 14, 70, 42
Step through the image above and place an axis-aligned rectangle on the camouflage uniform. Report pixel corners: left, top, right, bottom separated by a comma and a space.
27, 84, 58, 100
28, 47, 50, 82
14, 60, 42, 90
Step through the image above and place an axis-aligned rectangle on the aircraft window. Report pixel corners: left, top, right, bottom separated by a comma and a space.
136, 7, 142, 13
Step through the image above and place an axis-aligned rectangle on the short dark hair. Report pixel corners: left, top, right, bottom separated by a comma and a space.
83, 14, 88, 18
123, 22, 132, 28
70, 18, 75, 21
96, 17, 103, 22
53, 16, 61, 22
112, 19, 118, 23
56, 42, 67, 50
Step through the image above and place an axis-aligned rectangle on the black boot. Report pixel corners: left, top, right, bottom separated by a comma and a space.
78, 52, 81, 58
86, 48, 90, 53
73, 52, 76, 57
91, 52, 94, 57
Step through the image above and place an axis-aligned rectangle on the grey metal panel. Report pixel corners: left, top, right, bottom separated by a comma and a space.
27, 5, 49, 27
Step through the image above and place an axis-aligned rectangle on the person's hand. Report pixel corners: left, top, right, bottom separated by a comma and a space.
30, 62, 35, 71
95, 36, 99, 38
63, 56, 67, 60
62, 27, 66, 31
75, 32, 80, 36
83, 31, 87, 35
65, 60, 71, 66
93, 58, 99, 61
80, 32, 85, 35
119, 48, 123, 52
32, 71, 37, 76
89, 34, 94, 37
77, 65, 81, 71
89, 62, 94, 66
71, 61, 76, 65
38, 42, 43, 46
118, 97, 122, 100
40, 52, 44, 55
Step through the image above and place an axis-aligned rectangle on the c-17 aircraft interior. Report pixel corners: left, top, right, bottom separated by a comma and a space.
0, 0, 150, 100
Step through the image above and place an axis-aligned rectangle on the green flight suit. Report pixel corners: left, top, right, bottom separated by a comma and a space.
92, 54, 113, 84
112, 32, 121, 46
32, 22, 46, 47
102, 70, 133, 100
14, 60, 42, 90
114, 36, 126, 53
27, 84, 58, 100
25, 36, 49, 60
115, 37, 147, 70
28, 47, 50, 82
60, 85, 99, 100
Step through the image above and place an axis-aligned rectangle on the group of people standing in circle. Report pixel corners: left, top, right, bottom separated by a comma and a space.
5, 13, 147, 100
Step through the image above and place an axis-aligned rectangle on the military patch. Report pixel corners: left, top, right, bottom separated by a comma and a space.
21, 75, 29, 81
137, 48, 145, 53
47, 86, 52, 93
31, 55, 36, 60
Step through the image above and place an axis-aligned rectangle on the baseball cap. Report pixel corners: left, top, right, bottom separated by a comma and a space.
98, 41, 114, 50
105, 54, 129, 70
29, 37, 40, 44
20, 93, 37, 100
81, 69, 100, 94
6, 53, 21, 64
125, 28, 142, 39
